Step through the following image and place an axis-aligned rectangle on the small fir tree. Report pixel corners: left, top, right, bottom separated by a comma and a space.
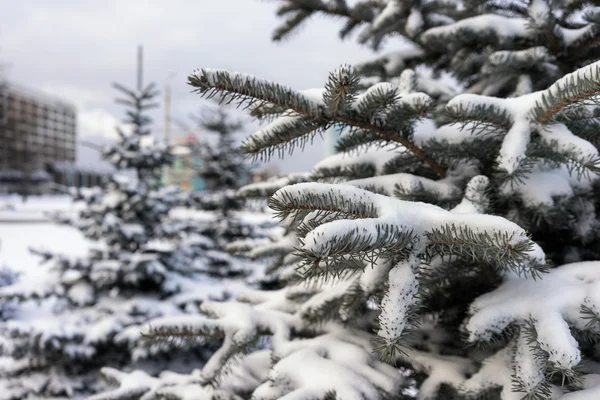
174, 106, 263, 278
192, 107, 249, 200
188, 106, 251, 231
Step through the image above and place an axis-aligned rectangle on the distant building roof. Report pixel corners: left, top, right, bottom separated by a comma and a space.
5, 81, 77, 111
48, 161, 114, 175
0, 169, 50, 183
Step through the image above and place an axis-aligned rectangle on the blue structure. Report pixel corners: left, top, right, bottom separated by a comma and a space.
165, 137, 249, 192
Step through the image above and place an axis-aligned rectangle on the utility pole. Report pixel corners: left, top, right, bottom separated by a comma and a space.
164, 75, 172, 145
137, 45, 143, 91
162, 73, 175, 188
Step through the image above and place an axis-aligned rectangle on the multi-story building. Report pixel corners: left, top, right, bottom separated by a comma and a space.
0, 82, 77, 194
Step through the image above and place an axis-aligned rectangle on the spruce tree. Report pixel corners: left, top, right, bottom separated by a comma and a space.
88, 2, 600, 399
191, 107, 249, 200
174, 106, 265, 278
188, 106, 251, 235
0, 61, 252, 399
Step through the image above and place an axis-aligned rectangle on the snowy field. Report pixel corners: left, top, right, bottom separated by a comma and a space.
0, 196, 92, 273
0, 194, 81, 222
0, 195, 277, 275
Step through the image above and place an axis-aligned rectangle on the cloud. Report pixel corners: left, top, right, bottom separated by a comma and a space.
78, 109, 123, 140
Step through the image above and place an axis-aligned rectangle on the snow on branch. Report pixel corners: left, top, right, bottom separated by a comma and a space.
348, 173, 462, 204
533, 61, 600, 124
237, 173, 311, 199
142, 301, 300, 385
252, 333, 401, 399
189, 66, 446, 176
462, 261, 600, 398
421, 15, 530, 48
451, 175, 491, 214
87, 368, 160, 400
269, 181, 545, 355
138, 298, 402, 399
311, 143, 399, 182
224, 238, 273, 256
445, 61, 600, 192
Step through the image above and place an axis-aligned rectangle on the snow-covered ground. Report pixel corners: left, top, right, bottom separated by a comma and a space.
0, 194, 82, 222
0, 195, 277, 275
0, 195, 91, 273
0, 223, 94, 273
0, 227, 94, 275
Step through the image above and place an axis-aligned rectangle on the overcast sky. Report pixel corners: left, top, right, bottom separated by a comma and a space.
0, 0, 389, 172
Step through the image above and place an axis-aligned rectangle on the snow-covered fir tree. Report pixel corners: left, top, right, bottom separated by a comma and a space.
267, 0, 599, 98
88, 1, 600, 399
190, 106, 249, 212
185, 106, 257, 247
0, 65, 256, 399
167, 106, 266, 278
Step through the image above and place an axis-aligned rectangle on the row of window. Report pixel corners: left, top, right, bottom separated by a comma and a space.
6, 114, 76, 128
2, 96, 75, 119
1, 143, 72, 154
2, 128, 76, 139
0, 145, 76, 153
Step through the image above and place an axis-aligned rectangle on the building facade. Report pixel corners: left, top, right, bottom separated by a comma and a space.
0, 82, 77, 194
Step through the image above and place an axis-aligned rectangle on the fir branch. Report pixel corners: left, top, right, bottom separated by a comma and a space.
296, 209, 360, 239
273, 8, 313, 41
141, 323, 225, 347
534, 139, 600, 180
297, 223, 417, 273
298, 258, 364, 281
335, 116, 446, 177
533, 63, 600, 124
189, 69, 319, 116
312, 162, 377, 182
425, 224, 546, 278
445, 102, 512, 136
382, 149, 441, 180
394, 182, 460, 209
241, 114, 330, 161
323, 65, 361, 114
564, 118, 600, 149
372, 258, 422, 365
300, 288, 348, 324
269, 186, 379, 222
353, 83, 400, 120
272, 0, 375, 29
335, 128, 385, 152
189, 68, 446, 176
517, 319, 583, 396
493, 151, 539, 189
580, 301, 600, 330
339, 279, 369, 325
